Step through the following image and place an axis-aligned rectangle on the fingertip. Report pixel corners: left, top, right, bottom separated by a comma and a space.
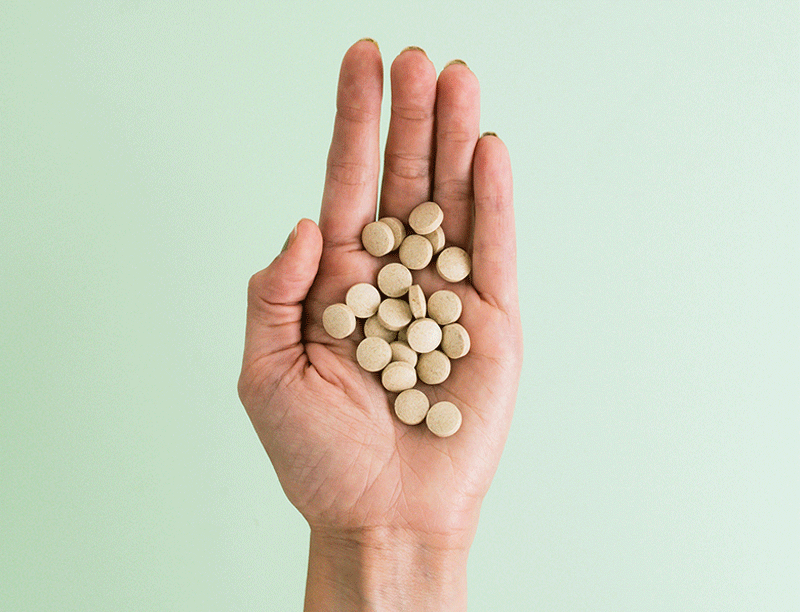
443, 59, 469, 70
288, 218, 323, 262
296, 217, 320, 237
437, 61, 480, 102
400, 45, 427, 58
254, 219, 323, 309
345, 38, 384, 70
355, 37, 380, 51
474, 134, 512, 187
391, 45, 436, 83
338, 38, 384, 102
477, 130, 505, 147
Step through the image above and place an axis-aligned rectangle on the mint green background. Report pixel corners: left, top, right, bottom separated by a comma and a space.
2, 1, 798, 610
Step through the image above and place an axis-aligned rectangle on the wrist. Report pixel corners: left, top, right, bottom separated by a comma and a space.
304, 525, 472, 612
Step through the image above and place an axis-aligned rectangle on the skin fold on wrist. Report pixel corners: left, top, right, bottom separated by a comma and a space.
304, 525, 473, 612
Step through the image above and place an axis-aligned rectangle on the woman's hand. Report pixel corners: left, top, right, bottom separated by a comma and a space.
238, 40, 522, 610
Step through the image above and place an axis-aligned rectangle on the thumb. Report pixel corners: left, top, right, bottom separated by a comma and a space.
242, 218, 323, 371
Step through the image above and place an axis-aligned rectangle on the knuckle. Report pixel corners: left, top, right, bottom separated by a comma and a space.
326, 159, 375, 187
476, 243, 507, 266
384, 151, 431, 182
439, 128, 475, 145
435, 177, 472, 203
391, 103, 433, 123
336, 102, 379, 124
438, 116, 476, 145
475, 191, 508, 213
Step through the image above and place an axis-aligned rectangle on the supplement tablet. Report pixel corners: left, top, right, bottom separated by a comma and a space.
377, 263, 413, 298
345, 283, 381, 318
322, 303, 356, 339
407, 284, 427, 319
422, 226, 445, 254
406, 318, 443, 354
436, 246, 471, 283
379, 216, 406, 251
441, 323, 470, 359
427, 289, 462, 325
377, 298, 413, 331
417, 349, 451, 384
394, 389, 430, 425
398, 234, 434, 270
361, 221, 395, 257
390, 341, 418, 366
382, 361, 417, 392
409, 201, 444, 235
356, 336, 393, 372
426, 401, 462, 437
364, 315, 397, 343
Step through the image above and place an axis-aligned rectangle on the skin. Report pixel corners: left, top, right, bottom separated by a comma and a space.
238, 40, 522, 611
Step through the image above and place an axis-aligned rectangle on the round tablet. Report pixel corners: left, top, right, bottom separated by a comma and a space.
399, 234, 434, 270
364, 315, 397, 343
377, 298, 412, 331
356, 337, 392, 372
422, 226, 445, 254
379, 216, 406, 251
406, 318, 443, 354
436, 246, 471, 283
394, 389, 430, 425
377, 263, 412, 298
390, 341, 418, 367
427, 289, 462, 325
345, 283, 381, 318
426, 401, 462, 437
322, 303, 356, 339
441, 323, 470, 359
416, 349, 451, 384
409, 201, 444, 235
407, 284, 427, 319
382, 361, 417, 392
361, 221, 395, 257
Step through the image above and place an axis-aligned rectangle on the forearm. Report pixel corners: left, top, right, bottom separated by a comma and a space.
304, 527, 471, 611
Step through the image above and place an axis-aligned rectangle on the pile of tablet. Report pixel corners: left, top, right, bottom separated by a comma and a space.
322, 201, 471, 437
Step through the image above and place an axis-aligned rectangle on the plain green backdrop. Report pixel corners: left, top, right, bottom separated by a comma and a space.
2, 1, 798, 610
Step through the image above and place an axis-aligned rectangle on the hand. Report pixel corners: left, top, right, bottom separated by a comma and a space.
238, 40, 522, 610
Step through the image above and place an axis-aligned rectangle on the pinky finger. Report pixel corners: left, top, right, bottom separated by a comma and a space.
470, 134, 518, 312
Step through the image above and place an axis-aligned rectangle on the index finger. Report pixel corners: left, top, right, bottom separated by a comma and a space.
318, 39, 384, 248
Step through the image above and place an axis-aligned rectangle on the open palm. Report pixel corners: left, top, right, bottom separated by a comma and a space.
238, 41, 522, 547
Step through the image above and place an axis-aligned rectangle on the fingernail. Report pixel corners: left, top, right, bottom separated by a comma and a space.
358, 37, 380, 50
401, 45, 427, 57
445, 59, 468, 68
481, 131, 498, 138
281, 223, 298, 253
